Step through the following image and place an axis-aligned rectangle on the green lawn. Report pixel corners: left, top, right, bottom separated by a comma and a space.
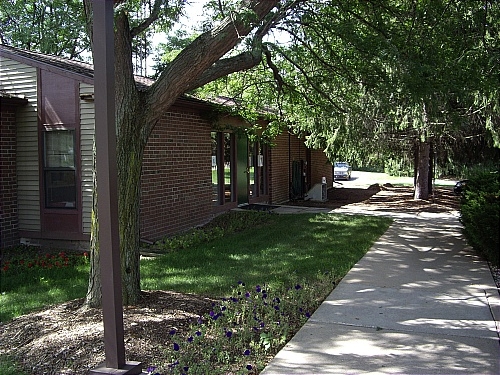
141, 213, 392, 296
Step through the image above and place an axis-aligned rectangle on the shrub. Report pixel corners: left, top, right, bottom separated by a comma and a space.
149, 211, 272, 252
459, 170, 499, 267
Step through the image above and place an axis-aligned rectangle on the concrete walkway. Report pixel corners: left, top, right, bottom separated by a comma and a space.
261, 208, 500, 374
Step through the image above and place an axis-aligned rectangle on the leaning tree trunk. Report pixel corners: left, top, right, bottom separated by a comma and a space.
414, 139, 431, 200
116, 112, 147, 305
85, 140, 101, 307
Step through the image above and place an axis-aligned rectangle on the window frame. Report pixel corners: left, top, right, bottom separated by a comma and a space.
43, 129, 77, 209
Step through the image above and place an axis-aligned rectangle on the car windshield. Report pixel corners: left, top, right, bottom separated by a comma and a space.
335, 162, 349, 168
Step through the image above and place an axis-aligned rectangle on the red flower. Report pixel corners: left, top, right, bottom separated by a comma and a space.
2, 265, 8, 272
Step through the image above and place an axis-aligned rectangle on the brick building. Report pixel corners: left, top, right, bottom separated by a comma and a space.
0, 44, 332, 249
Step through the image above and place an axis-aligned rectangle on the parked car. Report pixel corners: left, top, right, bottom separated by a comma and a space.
454, 180, 469, 195
334, 162, 352, 180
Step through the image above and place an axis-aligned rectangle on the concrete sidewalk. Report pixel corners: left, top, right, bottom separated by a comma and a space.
261, 210, 500, 374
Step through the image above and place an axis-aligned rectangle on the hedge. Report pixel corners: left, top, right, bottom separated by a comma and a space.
459, 170, 500, 267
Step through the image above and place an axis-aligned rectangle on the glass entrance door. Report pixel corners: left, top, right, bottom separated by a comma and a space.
236, 134, 249, 205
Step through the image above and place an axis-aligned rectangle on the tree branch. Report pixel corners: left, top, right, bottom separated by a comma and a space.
146, 0, 279, 122
130, 0, 162, 37
185, 47, 264, 91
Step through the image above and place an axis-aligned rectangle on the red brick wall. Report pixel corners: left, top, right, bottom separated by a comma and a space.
269, 132, 332, 204
270, 132, 308, 203
310, 149, 333, 187
140, 108, 213, 241
0, 107, 19, 248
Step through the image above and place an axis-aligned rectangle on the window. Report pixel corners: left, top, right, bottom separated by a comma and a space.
44, 130, 77, 208
211, 131, 234, 205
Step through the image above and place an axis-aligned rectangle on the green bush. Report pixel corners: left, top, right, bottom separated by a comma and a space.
384, 157, 413, 177
150, 211, 272, 252
459, 170, 500, 267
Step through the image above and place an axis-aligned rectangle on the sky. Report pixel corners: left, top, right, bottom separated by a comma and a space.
146, 0, 206, 72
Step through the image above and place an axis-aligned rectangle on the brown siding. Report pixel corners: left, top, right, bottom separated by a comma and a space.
140, 108, 213, 241
0, 106, 19, 247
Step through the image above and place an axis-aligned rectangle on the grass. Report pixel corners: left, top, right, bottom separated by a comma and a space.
141, 213, 391, 297
0, 211, 392, 374
0, 251, 90, 322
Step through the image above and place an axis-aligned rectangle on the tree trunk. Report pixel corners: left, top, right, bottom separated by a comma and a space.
85, 142, 101, 307
414, 139, 430, 200
116, 112, 147, 305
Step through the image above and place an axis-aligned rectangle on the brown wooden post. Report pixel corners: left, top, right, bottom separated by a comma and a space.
89, 1, 142, 373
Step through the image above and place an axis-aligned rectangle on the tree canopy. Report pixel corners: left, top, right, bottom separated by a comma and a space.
198, 0, 499, 188
0, 0, 89, 58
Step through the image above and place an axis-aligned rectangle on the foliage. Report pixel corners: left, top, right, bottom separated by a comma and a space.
0, 0, 89, 59
158, 276, 337, 374
202, 1, 500, 173
460, 170, 500, 267
149, 211, 273, 252
0, 356, 26, 375
384, 157, 413, 177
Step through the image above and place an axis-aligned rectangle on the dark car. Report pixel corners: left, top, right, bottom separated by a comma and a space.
454, 180, 469, 195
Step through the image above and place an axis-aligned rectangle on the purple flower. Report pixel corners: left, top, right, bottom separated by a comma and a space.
173, 342, 180, 351
274, 305, 280, 311
246, 364, 253, 370
195, 330, 202, 336
295, 284, 302, 290
243, 349, 251, 356
305, 312, 311, 318
169, 329, 176, 335
146, 366, 156, 373
187, 336, 193, 342
226, 330, 233, 338
245, 292, 251, 298
255, 285, 261, 292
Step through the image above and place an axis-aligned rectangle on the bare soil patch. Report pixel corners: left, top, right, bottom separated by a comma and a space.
0, 184, 461, 374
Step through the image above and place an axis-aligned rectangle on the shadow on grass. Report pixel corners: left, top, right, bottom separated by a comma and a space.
141, 213, 392, 297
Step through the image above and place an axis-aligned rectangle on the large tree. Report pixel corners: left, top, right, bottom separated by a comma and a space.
82, 0, 284, 307
207, 0, 499, 199
289, 0, 499, 199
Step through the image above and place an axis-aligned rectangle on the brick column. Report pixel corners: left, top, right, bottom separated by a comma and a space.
0, 106, 19, 248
